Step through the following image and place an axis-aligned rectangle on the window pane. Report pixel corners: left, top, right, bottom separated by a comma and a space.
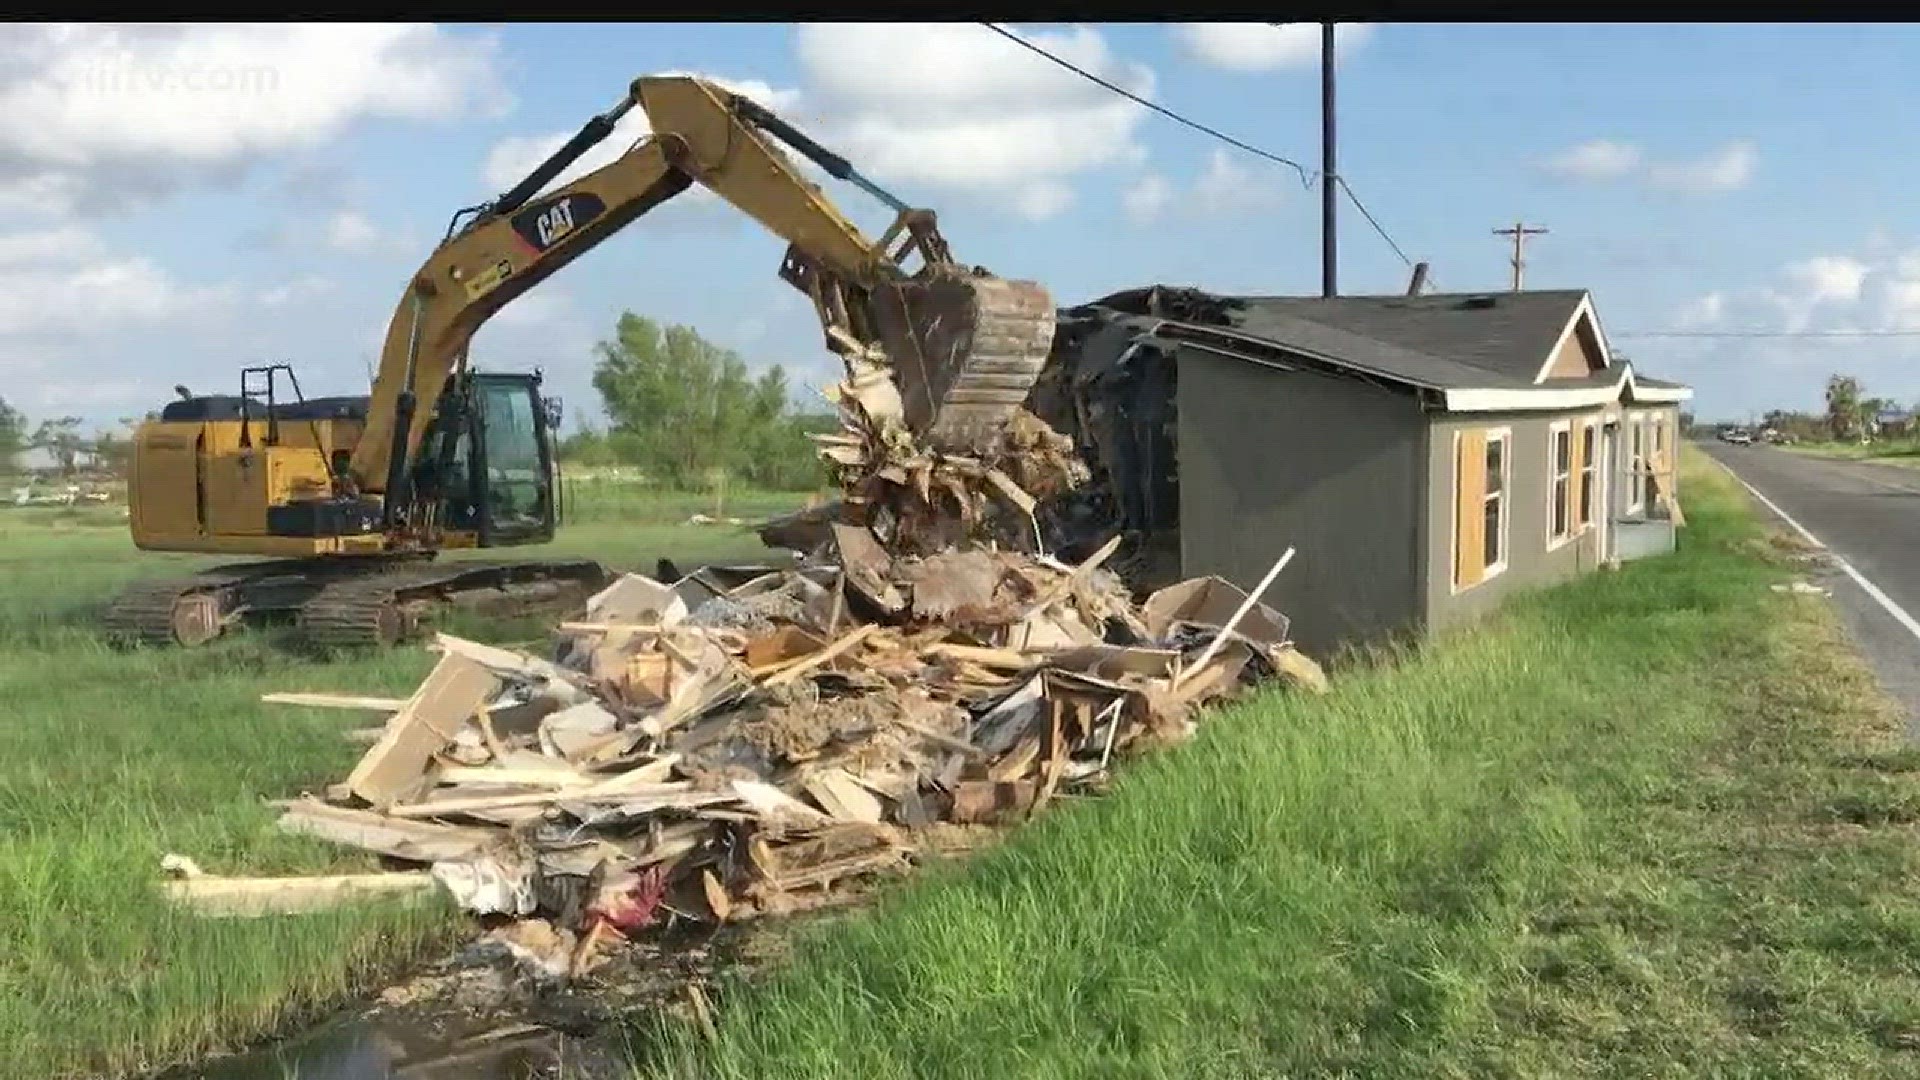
479, 380, 549, 532
1485, 437, 1503, 494
1555, 430, 1570, 474
1554, 477, 1569, 536
1483, 496, 1502, 566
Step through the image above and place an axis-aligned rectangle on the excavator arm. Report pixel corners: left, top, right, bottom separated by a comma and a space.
348, 75, 1054, 502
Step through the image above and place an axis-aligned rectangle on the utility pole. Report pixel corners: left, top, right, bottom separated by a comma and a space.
1320, 22, 1337, 298
1492, 221, 1547, 292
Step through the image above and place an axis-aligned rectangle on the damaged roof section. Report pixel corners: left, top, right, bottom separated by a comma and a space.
1077, 284, 1691, 413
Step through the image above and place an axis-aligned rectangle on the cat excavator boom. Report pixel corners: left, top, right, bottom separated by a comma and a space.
107, 75, 1056, 649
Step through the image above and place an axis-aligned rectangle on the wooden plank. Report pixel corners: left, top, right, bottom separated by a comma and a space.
388, 783, 727, 819
802, 768, 885, 824
434, 764, 592, 788
1456, 430, 1487, 588
275, 800, 497, 863
730, 778, 835, 827
263, 692, 410, 711
431, 633, 590, 703
1172, 547, 1295, 690
344, 654, 499, 809
163, 869, 437, 917
924, 643, 1038, 670
759, 623, 877, 687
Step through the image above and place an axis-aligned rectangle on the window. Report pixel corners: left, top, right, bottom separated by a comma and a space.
1628, 415, 1646, 513
1453, 427, 1511, 590
1484, 434, 1506, 570
1549, 421, 1573, 543
1578, 422, 1597, 528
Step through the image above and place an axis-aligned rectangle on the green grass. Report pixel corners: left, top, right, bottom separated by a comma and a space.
1784, 438, 1920, 466
629, 447, 1920, 1078
0, 481, 802, 1078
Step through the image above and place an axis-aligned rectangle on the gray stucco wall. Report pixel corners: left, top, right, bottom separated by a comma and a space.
1175, 347, 1426, 657
1423, 409, 1608, 631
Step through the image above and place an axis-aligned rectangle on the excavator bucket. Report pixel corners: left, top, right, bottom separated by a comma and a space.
873, 272, 1057, 453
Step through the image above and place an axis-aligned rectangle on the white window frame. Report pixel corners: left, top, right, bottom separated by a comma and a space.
1450, 426, 1513, 594
1547, 419, 1574, 549
1626, 412, 1647, 514
1578, 421, 1598, 531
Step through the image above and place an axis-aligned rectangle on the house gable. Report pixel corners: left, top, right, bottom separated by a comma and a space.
1535, 294, 1614, 383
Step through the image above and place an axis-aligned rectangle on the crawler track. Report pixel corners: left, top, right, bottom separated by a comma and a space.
102, 556, 609, 650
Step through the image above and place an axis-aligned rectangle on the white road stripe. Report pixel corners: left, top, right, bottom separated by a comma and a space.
1716, 454, 1920, 646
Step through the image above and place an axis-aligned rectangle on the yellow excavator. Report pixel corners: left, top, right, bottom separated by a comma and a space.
106, 75, 1055, 649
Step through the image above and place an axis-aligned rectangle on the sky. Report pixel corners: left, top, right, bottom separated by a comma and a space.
3, 21, 1916, 434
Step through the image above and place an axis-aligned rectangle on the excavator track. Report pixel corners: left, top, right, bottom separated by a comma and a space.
102, 557, 610, 651
296, 558, 609, 651
101, 571, 250, 648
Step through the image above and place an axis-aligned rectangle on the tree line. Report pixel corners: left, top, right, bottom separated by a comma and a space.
0, 402, 134, 478
1732, 375, 1912, 444
3, 311, 835, 491
562, 312, 832, 491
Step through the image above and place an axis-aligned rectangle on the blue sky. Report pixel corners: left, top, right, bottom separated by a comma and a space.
6, 22, 1918, 432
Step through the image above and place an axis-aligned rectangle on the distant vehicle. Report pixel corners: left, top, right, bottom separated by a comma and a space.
1720, 428, 1754, 446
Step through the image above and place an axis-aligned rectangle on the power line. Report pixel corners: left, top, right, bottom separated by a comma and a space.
979, 22, 1314, 185
1336, 177, 1414, 268
982, 22, 1428, 278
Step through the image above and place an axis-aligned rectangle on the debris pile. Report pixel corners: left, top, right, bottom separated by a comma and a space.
161, 346, 1326, 982
191, 536, 1317, 968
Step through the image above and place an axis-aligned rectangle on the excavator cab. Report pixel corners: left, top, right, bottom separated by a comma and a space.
412, 370, 560, 546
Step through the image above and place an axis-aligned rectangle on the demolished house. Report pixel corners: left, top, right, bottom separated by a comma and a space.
1029, 285, 1694, 654
163, 348, 1326, 980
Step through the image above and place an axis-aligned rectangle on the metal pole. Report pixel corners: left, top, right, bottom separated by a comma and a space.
1320, 22, 1337, 298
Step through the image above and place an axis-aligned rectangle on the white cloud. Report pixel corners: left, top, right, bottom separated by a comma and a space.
1192, 148, 1287, 215
1785, 255, 1868, 307
1647, 141, 1758, 195
0, 23, 506, 214
1123, 174, 1174, 225
1673, 291, 1725, 329
323, 210, 379, 254
1539, 139, 1643, 182
1536, 138, 1756, 196
1121, 149, 1289, 225
1648, 245, 1920, 418
0, 227, 102, 265
478, 28, 1156, 226
1171, 22, 1372, 73
259, 275, 333, 307
0, 227, 238, 415
790, 24, 1153, 221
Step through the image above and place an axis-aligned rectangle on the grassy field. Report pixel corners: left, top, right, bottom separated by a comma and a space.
1783, 438, 1920, 467
630, 447, 1920, 1078
0, 484, 803, 1078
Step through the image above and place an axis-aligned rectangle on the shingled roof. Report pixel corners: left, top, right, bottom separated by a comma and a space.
1227, 290, 1593, 384
1078, 284, 1690, 412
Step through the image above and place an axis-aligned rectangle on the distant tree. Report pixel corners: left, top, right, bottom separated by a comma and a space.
1826, 374, 1865, 440
87, 418, 139, 480
30, 416, 85, 477
0, 397, 24, 471
590, 313, 824, 490
1679, 410, 1697, 437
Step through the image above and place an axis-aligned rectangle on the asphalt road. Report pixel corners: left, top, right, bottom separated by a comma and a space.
1700, 441, 1920, 737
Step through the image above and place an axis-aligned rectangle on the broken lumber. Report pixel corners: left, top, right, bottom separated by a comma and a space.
160, 860, 438, 918
344, 653, 500, 809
